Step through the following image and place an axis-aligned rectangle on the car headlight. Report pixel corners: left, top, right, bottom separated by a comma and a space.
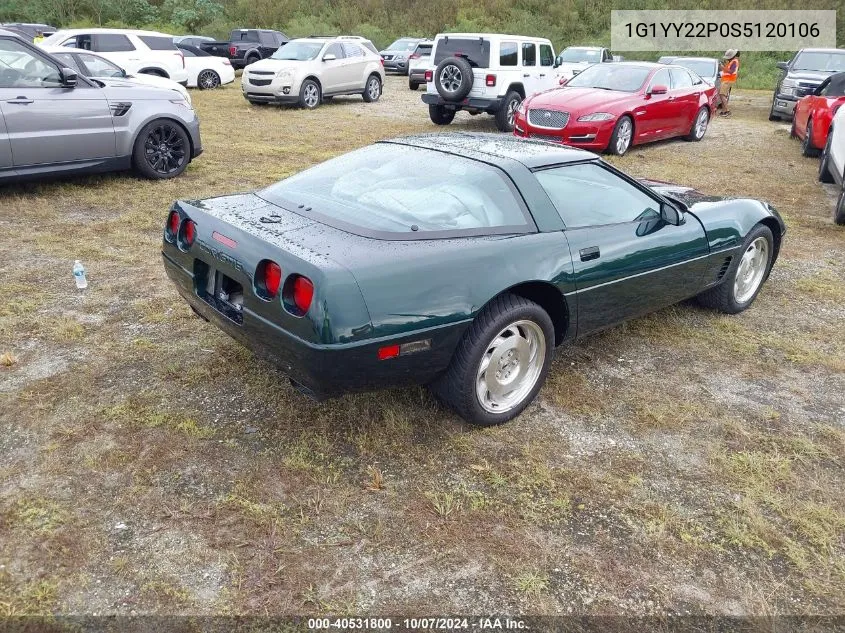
517, 100, 528, 115
275, 69, 294, 81
577, 112, 614, 122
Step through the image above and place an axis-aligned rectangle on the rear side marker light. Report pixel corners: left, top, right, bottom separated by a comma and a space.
486, 74, 496, 87
378, 345, 400, 361
378, 339, 431, 360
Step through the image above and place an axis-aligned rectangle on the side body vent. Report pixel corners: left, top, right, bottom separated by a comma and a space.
110, 102, 132, 117
715, 256, 732, 281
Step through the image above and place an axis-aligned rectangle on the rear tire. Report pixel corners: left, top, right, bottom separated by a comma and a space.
429, 104, 455, 125
835, 186, 845, 226
431, 293, 554, 426
362, 74, 381, 102
685, 106, 709, 141
801, 120, 820, 157
607, 115, 633, 156
818, 131, 835, 183
409, 81, 419, 91
197, 69, 220, 90
495, 91, 522, 133
696, 224, 774, 314
245, 54, 259, 67
132, 119, 190, 180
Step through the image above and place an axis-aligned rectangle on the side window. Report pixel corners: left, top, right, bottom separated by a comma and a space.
92, 34, 135, 53
649, 68, 671, 91
669, 68, 693, 89
539, 44, 554, 67
179, 47, 196, 57
52, 53, 82, 73
500, 41, 517, 66
0, 39, 62, 88
535, 163, 662, 228
324, 43, 344, 59
521, 43, 536, 67
78, 53, 123, 77
342, 43, 362, 58
258, 31, 274, 46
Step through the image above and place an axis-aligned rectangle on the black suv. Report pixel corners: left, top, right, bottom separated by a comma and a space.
200, 29, 288, 69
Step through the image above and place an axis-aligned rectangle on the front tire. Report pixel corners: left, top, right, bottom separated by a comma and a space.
696, 224, 774, 314
768, 95, 780, 121
819, 131, 835, 183
299, 79, 321, 109
607, 115, 633, 156
835, 186, 845, 226
409, 81, 419, 91
362, 74, 381, 102
429, 104, 455, 125
802, 119, 820, 157
431, 294, 554, 426
686, 106, 709, 141
494, 91, 522, 133
132, 119, 190, 180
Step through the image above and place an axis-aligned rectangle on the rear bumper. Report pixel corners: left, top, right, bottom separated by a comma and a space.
162, 251, 466, 397
422, 92, 502, 113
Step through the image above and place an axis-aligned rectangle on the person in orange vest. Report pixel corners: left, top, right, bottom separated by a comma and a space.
718, 49, 740, 117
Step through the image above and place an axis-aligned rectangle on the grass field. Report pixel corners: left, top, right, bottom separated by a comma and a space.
0, 76, 844, 616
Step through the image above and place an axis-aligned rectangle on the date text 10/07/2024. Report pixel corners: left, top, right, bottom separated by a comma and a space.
307, 617, 528, 630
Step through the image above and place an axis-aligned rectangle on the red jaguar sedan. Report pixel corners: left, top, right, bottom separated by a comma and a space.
792, 72, 845, 157
513, 62, 717, 156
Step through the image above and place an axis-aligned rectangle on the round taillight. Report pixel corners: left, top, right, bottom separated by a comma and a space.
167, 210, 180, 241
256, 260, 282, 300
183, 220, 196, 246
293, 276, 314, 313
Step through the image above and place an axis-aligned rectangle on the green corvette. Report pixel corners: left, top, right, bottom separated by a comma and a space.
162, 133, 785, 425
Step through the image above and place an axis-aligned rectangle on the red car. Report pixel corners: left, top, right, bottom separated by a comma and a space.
792, 72, 845, 157
513, 62, 717, 156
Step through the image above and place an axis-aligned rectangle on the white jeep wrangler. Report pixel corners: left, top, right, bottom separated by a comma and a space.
421, 33, 558, 132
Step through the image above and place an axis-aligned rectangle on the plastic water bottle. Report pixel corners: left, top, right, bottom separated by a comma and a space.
72, 260, 87, 289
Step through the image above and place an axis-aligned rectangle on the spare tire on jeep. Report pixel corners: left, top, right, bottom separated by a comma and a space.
434, 56, 474, 102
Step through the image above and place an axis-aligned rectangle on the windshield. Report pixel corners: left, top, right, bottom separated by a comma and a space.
793, 52, 845, 72
674, 59, 717, 78
386, 39, 418, 52
559, 48, 601, 63
566, 64, 651, 92
259, 144, 530, 237
271, 41, 324, 61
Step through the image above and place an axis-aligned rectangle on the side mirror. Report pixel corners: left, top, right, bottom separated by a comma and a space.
322, 53, 336, 62
660, 202, 683, 226
649, 84, 668, 95
59, 67, 77, 87
776, 61, 789, 71
553, 55, 561, 68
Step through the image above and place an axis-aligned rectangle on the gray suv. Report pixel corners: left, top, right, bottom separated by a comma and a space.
0, 30, 202, 182
770, 48, 845, 121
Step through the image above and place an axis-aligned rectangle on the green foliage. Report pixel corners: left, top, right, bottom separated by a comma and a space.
161, 0, 223, 33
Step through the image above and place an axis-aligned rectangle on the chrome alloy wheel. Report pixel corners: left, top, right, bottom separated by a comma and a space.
439, 64, 462, 94
303, 83, 319, 107
694, 108, 709, 138
198, 69, 219, 89
616, 118, 632, 154
367, 76, 380, 100
476, 320, 546, 414
734, 237, 769, 304
506, 97, 519, 127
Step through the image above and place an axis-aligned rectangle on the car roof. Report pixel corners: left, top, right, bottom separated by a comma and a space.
48, 28, 173, 37
0, 28, 23, 38
665, 56, 718, 63
434, 33, 552, 43
383, 133, 596, 169
563, 46, 605, 50
797, 48, 845, 54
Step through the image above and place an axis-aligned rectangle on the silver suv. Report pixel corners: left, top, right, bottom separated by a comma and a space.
0, 30, 202, 182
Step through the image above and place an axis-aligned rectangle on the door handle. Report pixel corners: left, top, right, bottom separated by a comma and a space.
523, 73, 530, 77
579, 246, 600, 261
539, 73, 546, 77
7, 97, 33, 104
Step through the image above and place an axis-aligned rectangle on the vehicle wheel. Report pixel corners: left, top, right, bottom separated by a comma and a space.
607, 115, 634, 156
409, 81, 419, 91
197, 69, 220, 90
696, 224, 774, 314
431, 293, 554, 426
434, 56, 473, 101
245, 55, 259, 67
801, 119, 820, 157
686, 106, 709, 141
768, 96, 780, 121
789, 117, 797, 138
299, 79, 321, 109
494, 91, 522, 133
818, 131, 835, 183
132, 119, 190, 180
362, 74, 382, 102
429, 104, 455, 125
139, 69, 167, 78
834, 186, 845, 226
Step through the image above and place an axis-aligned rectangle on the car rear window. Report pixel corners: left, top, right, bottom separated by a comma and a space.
138, 35, 176, 50
259, 144, 531, 238
230, 30, 259, 42
433, 37, 490, 68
